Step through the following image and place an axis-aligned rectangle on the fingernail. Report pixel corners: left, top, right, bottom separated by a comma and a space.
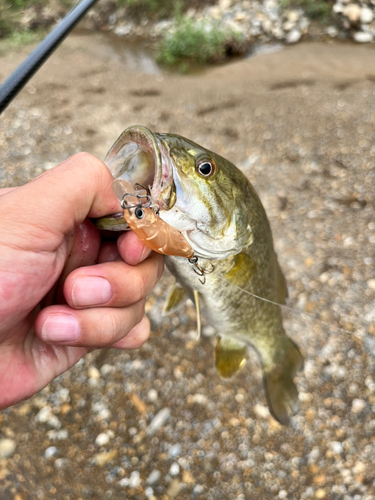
42, 313, 81, 343
72, 276, 112, 306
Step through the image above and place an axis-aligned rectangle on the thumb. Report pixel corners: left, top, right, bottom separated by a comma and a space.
0, 153, 120, 251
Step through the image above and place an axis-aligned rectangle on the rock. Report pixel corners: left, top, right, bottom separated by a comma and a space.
88, 366, 100, 379
146, 408, 170, 434
35, 406, 61, 428
287, 10, 300, 23
343, 4, 361, 24
92, 449, 117, 466
354, 31, 374, 42
166, 479, 183, 497
114, 24, 133, 37
351, 398, 366, 413
47, 429, 68, 441
44, 446, 59, 459
219, 0, 231, 10
367, 278, 375, 290
254, 404, 270, 419
360, 7, 373, 24
146, 469, 161, 485
54, 458, 69, 469
95, 432, 111, 446
168, 444, 182, 458
326, 26, 338, 37
333, 2, 343, 14
148, 389, 158, 402
315, 490, 326, 499
286, 29, 301, 44
0, 439, 16, 458
129, 470, 141, 488
169, 463, 180, 476
283, 21, 296, 32
329, 441, 343, 454
100, 364, 115, 376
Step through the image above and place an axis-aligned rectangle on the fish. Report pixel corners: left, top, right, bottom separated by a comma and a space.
99, 125, 303, 425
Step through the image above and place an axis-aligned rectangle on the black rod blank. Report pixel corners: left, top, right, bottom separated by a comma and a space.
0, 0, 99, 115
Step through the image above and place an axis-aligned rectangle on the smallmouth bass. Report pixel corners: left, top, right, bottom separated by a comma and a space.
98, 125, 303, 425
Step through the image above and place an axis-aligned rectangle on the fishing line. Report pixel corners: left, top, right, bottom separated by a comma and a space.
213, 273, 359, 337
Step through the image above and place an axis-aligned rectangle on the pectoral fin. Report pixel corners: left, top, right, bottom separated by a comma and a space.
215, 337, 247, 379
163, 282, 187, 314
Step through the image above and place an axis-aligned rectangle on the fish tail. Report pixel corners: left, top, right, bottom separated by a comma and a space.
263, 338, 303, 425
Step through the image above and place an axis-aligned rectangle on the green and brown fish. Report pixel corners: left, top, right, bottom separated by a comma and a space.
97, 125, 303, 425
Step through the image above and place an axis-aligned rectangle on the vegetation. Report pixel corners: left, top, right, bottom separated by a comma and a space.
157, 16, 244, 67
280, 0, 333, 22
114, 0, 215, 21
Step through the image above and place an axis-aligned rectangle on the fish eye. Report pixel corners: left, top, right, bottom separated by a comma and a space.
135, 207, 144, 219
196, 159, 215, 178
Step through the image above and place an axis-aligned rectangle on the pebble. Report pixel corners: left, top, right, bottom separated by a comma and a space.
93, 450, 117, 466
148, 389, 158, 401
343, 4, 361, 23
360, 7, 373, 24
316, 489, 327, 499
146, 469, 161, 485
88, 366, 100, 379
146, 408, 171, 434
95, 432, 111, 446
254, 403, 270, 419
47, 429, 68, 441
330, 441, 343, 455
351, 399, 366, 413
44, 446, 59, 459
367, 279, 375, 290
353, 32, 374, 43
129, 470, 141, 488
54, 458, 69, 469
286, 29, 301, 44
0, 439, 16, 458
169, 463, 180, 476
100, 364, 115, 376
166, 479, 183, 497
168, 443, 182, 458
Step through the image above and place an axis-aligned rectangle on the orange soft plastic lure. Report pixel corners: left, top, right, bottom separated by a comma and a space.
112, 179, 194, 259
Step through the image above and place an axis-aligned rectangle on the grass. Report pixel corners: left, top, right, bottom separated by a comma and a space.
0, 28, 45, 54
280, 0, 333, 22
115, 0, 185, 20
157, 16, 244, 67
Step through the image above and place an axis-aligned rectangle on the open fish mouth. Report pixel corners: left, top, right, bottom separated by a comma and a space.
104, 125, 176, 210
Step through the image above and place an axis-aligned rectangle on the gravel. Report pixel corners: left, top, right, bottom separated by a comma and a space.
0, 33, 374, 500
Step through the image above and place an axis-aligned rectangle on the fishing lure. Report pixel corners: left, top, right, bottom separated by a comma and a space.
112, 179, 194, 259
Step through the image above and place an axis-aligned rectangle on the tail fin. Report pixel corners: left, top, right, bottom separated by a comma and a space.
263, 338, 303, 425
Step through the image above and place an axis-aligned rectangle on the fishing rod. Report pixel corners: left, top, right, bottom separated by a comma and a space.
0, 0, 99, 115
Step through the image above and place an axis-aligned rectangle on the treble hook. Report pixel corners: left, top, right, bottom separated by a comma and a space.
188, 257, 215, 285
120, 192, 153, 210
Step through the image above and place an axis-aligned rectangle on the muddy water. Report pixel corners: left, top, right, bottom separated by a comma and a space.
0, 32, 375, 500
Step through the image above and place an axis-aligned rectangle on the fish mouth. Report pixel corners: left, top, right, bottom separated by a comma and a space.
105, 125, 176, 210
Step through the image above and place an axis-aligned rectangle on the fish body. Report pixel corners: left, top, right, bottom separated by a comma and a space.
102, 125, 303, 424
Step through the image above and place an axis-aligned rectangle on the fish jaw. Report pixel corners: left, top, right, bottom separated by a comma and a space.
104, 125, 176, 211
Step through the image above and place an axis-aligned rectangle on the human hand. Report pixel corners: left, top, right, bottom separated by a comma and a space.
0, 153, 163, 410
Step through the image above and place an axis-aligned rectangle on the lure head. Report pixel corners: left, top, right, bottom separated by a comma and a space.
105, 125, 257, 259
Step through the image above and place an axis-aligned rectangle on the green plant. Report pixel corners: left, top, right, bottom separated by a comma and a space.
281, 0, 332, 22
0, 28, 45, 54
157, 17, 241, 66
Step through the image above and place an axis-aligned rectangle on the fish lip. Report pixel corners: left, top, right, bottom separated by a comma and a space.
104, 125, 175, 210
